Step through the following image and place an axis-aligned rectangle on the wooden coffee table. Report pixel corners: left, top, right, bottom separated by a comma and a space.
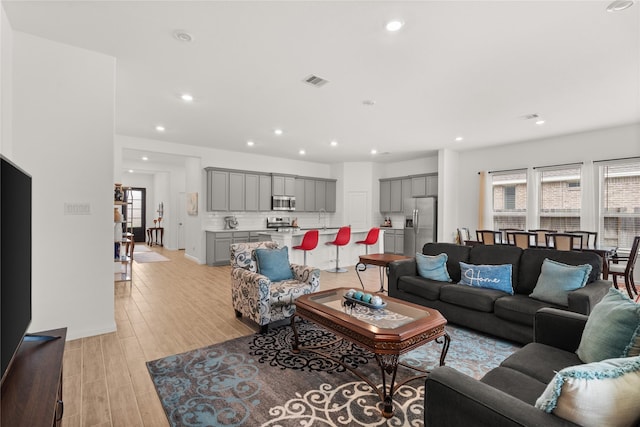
355, 253, 412, 292
291, 287, 450, 418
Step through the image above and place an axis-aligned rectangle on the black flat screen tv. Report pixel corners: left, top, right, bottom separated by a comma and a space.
0, 155, 32, 385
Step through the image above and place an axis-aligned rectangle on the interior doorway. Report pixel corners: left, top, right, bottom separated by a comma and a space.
177, 192, 186, 250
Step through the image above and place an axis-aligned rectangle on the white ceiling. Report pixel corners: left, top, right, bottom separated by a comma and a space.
4, 1, 640, 165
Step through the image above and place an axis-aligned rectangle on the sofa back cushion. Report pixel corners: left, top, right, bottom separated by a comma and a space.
517, 248, 602, 295
422, 243, 471, 283
468, 245, 523, 291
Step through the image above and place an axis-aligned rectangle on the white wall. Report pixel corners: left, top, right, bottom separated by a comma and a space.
11, 32, 116, 340
0, 6, 13, 156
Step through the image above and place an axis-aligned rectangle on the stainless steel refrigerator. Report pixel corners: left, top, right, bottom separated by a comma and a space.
404, 196, 437, 256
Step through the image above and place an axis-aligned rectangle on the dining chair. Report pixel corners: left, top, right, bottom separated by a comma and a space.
506, 231, 538, 249
565, 230, 597, 248
607, 235, 640, 299
500, 228, 523, 244
476, 230, 502, 245
546, 233, 583, 251
457, 227, 471, 245
528, 229, 557, 247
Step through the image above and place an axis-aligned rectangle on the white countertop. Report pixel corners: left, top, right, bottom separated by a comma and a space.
258, 228, 371, 237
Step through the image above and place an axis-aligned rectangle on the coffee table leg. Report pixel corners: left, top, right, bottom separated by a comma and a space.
437, 332, 451, 366
375, 354, 399, 418
290, 315, 300, 354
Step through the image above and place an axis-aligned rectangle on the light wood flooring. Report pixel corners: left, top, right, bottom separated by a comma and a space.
61, 246, 384, 427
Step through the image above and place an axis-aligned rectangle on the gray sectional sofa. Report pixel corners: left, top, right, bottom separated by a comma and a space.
388, 242, 611, 344
425, 308, 589, 426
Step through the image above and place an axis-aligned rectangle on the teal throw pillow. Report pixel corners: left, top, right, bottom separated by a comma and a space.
458, 262, 513, 294
576, 288, 640, 363
255, 246, 294, 282
529, 258, 592, 306
535, 356, 640, 427
416, 253, 451, 282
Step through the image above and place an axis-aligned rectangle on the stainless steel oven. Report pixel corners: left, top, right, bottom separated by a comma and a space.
272, 196, 296, 211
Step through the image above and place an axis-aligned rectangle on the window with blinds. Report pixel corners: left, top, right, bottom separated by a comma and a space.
492, 170, 527, 230
599, 160, 640, 250
538, 165, 581, 231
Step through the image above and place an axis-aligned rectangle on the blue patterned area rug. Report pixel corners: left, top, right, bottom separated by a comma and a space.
147, 321, 520, 427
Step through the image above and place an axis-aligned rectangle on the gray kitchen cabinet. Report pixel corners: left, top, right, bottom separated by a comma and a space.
206, 169, 229, 211
380, 180, 391, 213
402, 178, 411, 210
390, 179, 402, 212
272, 175, 295, 196
295, 178, 305, 211
411, 175, 427, 197
229, 172, 245, 211
383, 229, 405, 254
315, 180, 326, 211
304, 179, 315, 212
326, 180, 336, 212
426, 174, 438, 196
259, 174, 272, 211
207, 230, 262, 266
245, 174, 259, 211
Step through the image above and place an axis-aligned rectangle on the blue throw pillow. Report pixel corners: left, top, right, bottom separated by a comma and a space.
416, 253, 451, 282
255, 246, 294, 282
529, 258, 592, 306
576, 288, 640, 363
458, 262, 513, 294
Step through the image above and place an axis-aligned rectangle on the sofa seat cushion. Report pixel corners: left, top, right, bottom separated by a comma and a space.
398, 276, 447, 301
440, 284, 506, 312
480, 367, 548, 405
494, 295, 561, 326
500, 343, 583, 384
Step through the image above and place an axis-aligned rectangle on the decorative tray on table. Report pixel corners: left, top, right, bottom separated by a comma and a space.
343, 294, 387, 309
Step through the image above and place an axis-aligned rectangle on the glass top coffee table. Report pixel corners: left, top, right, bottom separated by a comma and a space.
291, 287, 450, 418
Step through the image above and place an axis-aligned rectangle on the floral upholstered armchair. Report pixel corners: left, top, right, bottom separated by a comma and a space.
231, 241, 320, 333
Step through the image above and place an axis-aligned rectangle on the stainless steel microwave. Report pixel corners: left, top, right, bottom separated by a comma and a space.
272, 196, 296, 211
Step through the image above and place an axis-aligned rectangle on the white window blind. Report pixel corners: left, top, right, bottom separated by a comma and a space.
599, 160, 640, 250
537, 165, 581, 231
491, 169, 527, 230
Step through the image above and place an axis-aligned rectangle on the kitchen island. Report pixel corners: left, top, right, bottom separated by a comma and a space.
257, 228, 382, 270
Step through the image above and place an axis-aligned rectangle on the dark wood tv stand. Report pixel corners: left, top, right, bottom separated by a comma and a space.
1, 327, 67, 427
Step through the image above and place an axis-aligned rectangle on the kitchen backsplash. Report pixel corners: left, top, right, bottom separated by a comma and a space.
204, 211, 340, 230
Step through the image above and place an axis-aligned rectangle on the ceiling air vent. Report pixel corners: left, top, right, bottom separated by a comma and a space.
521, 113, 540, 121
303, 75, 329, 87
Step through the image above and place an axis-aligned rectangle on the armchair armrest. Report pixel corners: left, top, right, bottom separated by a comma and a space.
291, 264, 321, 289
534, 308, 587, 352
425, 367, 577, 427
566, 279, 611, 314
387, 259, 417, 293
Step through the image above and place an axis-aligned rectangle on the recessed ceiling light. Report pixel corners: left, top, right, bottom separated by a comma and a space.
128, 169, 134, 173
299, 149, 306, 155
371, 149, 378, 155
141, 156, 149, 161
455, 136, 463, 142
330, 140, 338, 147
181, 93, 194, 102
173, 30, 193, 42
386, 20, 404, 32
155, 125, 165, 132
247, 141, 254, 146
607, 0, 634, 12
274, 129, 283, 135
535, 120, 546, 125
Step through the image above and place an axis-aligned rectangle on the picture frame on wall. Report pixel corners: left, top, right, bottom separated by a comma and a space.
187, 192, 198, 215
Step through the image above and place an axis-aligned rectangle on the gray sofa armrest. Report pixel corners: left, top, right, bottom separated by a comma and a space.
534, 308, 587, 352
425, 367, 579, 427
387, 258, 417, 294
567, 279, 611, 314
